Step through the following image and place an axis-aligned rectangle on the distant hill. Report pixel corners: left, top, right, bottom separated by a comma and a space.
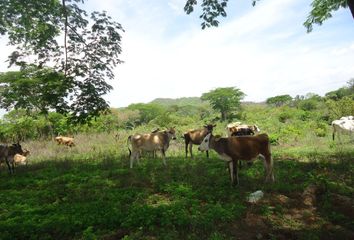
150, 97, 206, 107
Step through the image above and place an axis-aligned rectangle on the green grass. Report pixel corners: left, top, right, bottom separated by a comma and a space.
1, 132, 354, 239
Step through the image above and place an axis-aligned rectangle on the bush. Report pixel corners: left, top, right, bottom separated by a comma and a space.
269, 133, 280, 145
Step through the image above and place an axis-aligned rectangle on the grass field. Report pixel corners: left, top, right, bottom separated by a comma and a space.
0, 131, 353, 240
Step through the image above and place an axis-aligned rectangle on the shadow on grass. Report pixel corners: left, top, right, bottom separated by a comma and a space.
0, 151, 353, 239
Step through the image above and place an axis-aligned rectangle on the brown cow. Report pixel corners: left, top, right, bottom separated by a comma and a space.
55, 136, 75, 147
198, 133, 274, 186
182, 124, 216, 158
128, 127, 177, 168
0, 143, 24, 174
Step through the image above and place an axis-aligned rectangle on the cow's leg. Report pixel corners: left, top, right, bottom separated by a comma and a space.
10, 159, 15, 174
189, 143, 193, 158
5, 158, 12, 174
161, 149, 166, 165
130, 150, 138, 168
206, 150, 209, 158
234, 160, 239, 186
185, 141, 188, 157
228, 160, 239, 186
130, 153, 134, 168
262, 154, 274, 182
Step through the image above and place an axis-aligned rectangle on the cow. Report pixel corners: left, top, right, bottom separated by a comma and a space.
128, 127, 177, 168
340, 116, 354, 121
182, 124, 216, 158
55, 136, 75, 147
198, 133, 274, 186
14, 149, 30, 166
226, 123, 260, 137
332, 117, 354, 141
0, 143, 24, 174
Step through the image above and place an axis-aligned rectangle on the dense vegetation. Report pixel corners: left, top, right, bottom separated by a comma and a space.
0, 82, 353, 239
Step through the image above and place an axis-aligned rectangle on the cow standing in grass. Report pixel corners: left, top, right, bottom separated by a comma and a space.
198, 133, 274, 186
128, 127, 177, 168
0, 143, 24, 174
332, 116, 354, 142
182, 124, 216, 158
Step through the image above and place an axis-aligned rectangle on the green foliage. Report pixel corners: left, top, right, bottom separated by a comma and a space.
184, 0, 353, 32
127, 103, 166, 125
311, 122, 328, 137
326, 97, 354, 120
0, 0, 124, 123
266, 94, 292, 107
184, 0, 228, 29
0, 66, 71, 115
304, 0, 349, 32
201, 87, 245, 121
325, 79, 354, 101
278, 111, 292, 123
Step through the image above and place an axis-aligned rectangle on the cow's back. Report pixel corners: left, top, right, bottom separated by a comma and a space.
227, 134, 270, 160
188, 128, 207, 144
131, 133, 165, 151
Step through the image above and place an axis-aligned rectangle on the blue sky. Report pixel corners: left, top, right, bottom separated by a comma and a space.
1, 0, 353, 109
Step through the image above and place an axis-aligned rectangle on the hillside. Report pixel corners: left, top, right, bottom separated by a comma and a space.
150, 97, 206, 107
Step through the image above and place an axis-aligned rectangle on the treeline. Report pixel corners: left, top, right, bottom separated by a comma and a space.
0, 80, 353, 142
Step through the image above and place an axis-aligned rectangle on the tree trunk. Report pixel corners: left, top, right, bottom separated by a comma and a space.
221, 111, 227, 121
349, 0, 354, 18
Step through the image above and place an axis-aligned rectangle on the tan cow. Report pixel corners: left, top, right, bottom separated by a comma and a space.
128, 127, 177, 168
198, 133, 274, 186
182, 124, 216, 158
14, 149, 30, 166
226, 123, 260, 137
55, 136, 75, 147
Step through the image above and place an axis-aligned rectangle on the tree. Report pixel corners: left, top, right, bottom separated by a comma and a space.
127, 103, 166, 125
0, 66, 72, 116
201, 87, 245, 121
184, 0, 354, 32
266, 94, 292, 107
0, 0, 124, 122
325, 79, 354, 100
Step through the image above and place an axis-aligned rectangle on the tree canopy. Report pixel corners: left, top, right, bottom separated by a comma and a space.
201, 87, 245, 121
0, 66, 71, 116
266, 94, 293, 107
184, 0, 354, 32
0, 0, 124, 122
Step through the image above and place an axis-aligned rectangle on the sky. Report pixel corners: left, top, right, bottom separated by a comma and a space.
0, 0, 354, 109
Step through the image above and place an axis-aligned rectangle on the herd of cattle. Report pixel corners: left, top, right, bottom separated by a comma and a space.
0, 116, 353, 185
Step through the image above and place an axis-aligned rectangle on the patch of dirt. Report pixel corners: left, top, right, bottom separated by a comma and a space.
228, 186, 354, 239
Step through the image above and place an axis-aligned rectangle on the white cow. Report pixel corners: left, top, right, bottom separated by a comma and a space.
340, 116, 354, 120
332, 117, 354, 141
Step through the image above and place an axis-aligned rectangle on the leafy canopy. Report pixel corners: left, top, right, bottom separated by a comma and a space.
0, 65, 72, 115
266, 94, 293, 107
0, 0, 124, 122
201, 87, 245, 121
184, 0, 354, 32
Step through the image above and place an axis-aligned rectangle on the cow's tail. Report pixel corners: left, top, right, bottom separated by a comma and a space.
127, 135, 132, 157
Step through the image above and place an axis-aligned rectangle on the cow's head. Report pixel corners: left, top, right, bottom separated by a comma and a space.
204, 124, 216, 134
167, 127, 177, 140
253, 125, 261, 133
12, 142, 24, 155
198, 133, 212, 151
